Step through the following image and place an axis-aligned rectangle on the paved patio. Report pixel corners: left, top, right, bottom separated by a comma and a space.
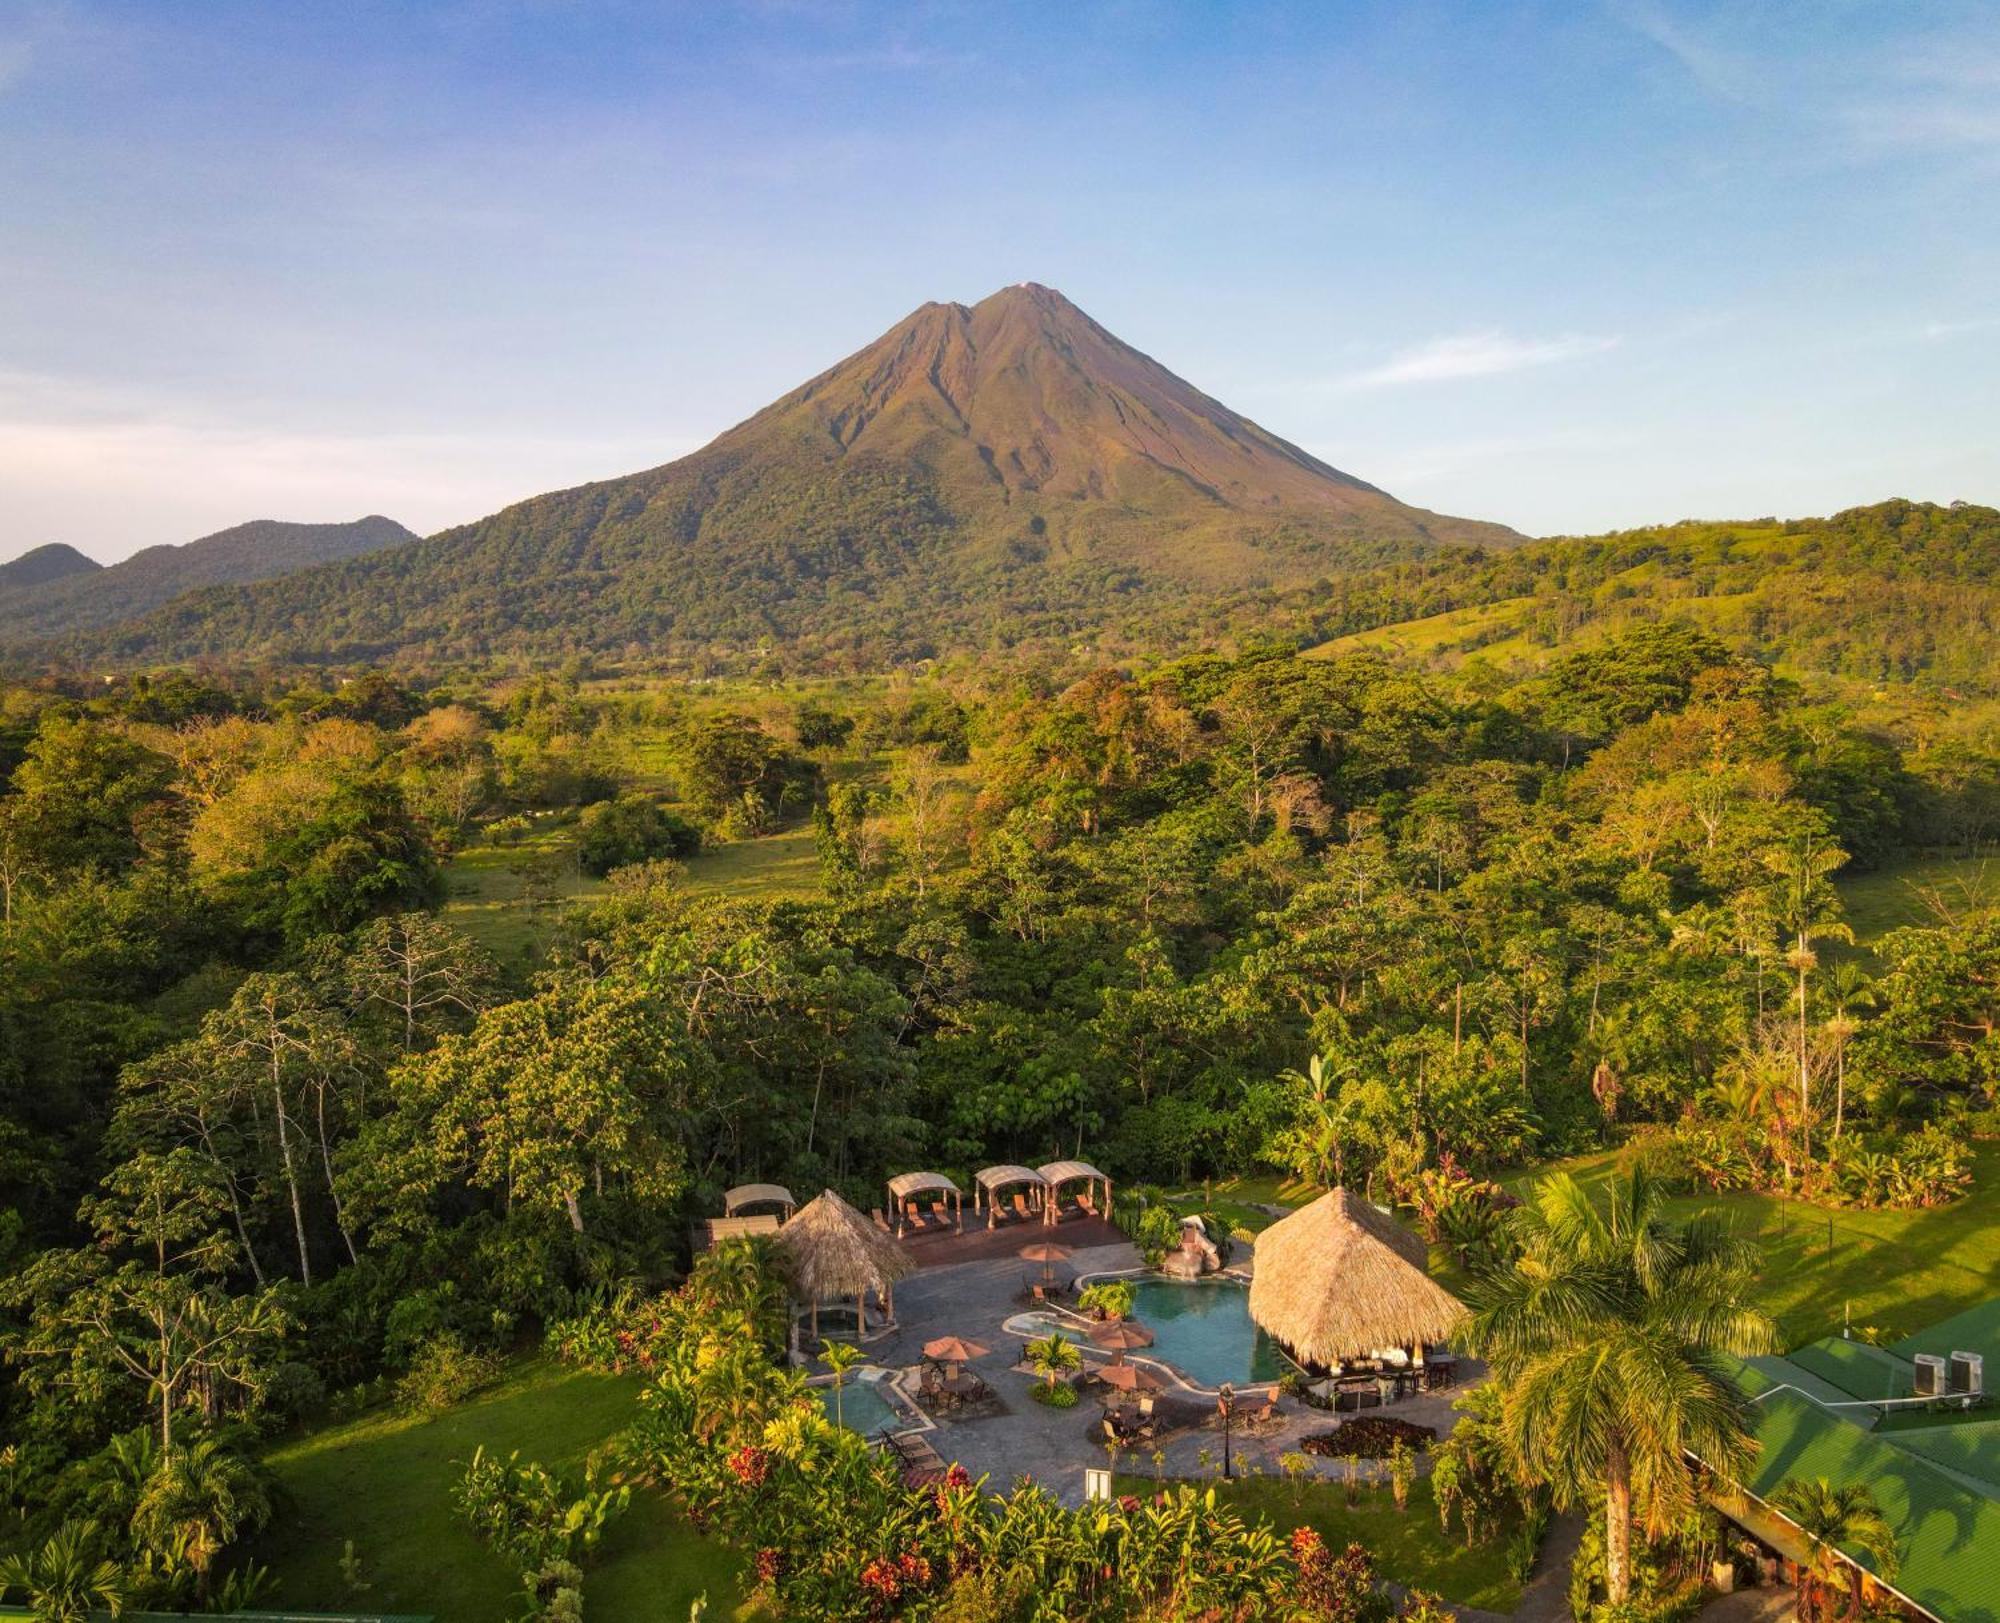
831, 1237, 1484, 1506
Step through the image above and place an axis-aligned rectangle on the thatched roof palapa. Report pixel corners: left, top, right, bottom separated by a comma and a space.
1247, 1188, 1466, 1366
772, 1188, 916, 1305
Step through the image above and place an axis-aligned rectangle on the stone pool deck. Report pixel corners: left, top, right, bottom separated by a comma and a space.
846, 1236, 1483, 1507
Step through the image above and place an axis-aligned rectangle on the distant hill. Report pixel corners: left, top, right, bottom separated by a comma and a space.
1294, 499, 2000, 694
77, 284, 1516, 668
0, 516, 419, 647
0, 543, 100, 591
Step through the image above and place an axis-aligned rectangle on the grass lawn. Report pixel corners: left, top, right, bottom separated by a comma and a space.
1506, 1142, 2000, 1347
1113, 1473, 1522, 1612
1162, 1173, 1320, 1235
1837, 852, 1998, 946
253, 1359, 751, 1622
442, 821, 823, 962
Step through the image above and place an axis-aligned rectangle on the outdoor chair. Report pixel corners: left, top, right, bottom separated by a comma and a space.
1012, 1193, 1034, 1222
872, 1208, 893, 1234
1248, 1391, 1280, 1429
904, 1201, 929, 1231
1077, 1190, 1096, 1215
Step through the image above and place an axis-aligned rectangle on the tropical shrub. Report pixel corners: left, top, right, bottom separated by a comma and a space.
1029, 1382, 1078, 1409
456, 1447, 630, 1622
1076, 1280, 1136, 1321
395, 1333, 501, 1413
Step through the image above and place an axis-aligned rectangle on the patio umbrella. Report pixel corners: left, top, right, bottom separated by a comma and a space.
1018, 1240, 1074, 1286
1096, 1361, 1166, 1395
922, 1335, 990, 1380
1088, 1320, 1155, 1361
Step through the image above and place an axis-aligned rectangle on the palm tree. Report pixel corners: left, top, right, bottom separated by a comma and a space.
1461, 1170, 1777, 1608
0, 1520, 126, 1622
1824, 961, 1877, 1145
1027, 1330, 1082, 1391
131, 1438, 272, 1602
1772, 1477, 1899, 1622
1761, 833, 1854, 1138
819, 1338, 866, 1429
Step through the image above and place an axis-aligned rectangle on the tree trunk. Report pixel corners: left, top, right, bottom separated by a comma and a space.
564, 1187, 585, 1233
1604, 1432, 1633, 1606
271, 1070, 312, 1286
314, 1084, 359, 1266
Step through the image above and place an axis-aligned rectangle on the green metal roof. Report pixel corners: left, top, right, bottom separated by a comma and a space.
1789, 1336, 1917, 1403
1736, 1389, 2000, 1622
1896, 1298, 2000, 1373
1737, 1352, 1885, 1423
1880, 1418, 2000, 1502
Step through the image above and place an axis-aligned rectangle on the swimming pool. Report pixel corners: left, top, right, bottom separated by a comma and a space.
816, 1375, 904, 1437
1126, 1277, 1288, 1388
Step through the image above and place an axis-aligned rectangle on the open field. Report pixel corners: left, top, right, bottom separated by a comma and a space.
1837, 852, 1999, 945
253, 1359, 751, 1621
442, 820, 824, 959
1114, 1474, 1523, 1612
1507, 1142, 2000, 1346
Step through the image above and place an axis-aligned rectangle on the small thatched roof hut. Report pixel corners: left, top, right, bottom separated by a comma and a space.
772, 1188, 916, 1336
1247, 1189, 1466, 1368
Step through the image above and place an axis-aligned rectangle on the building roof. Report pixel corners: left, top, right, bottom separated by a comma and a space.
974, 1164, 1046, 1191
887, 1170, 962, 1200
1732, 1386, 2000, 1622
1246, 1188, 1465, 1367
772, 1188, 916, 1304
1896, 1297, 2000, 1373
722, 1182, 796, 1215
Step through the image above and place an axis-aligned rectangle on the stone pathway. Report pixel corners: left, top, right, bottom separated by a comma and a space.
1511, 1509, 1586, 1623
1694, 1587, 1796, 1623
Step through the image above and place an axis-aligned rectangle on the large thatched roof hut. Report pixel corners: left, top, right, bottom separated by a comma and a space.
1247, 1189, 1466, 1368
772, 1188, 917, 1339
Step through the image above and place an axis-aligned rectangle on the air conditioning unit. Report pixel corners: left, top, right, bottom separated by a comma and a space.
1913, 1354, 1947, 1397
1949, 1352, 1984, 1398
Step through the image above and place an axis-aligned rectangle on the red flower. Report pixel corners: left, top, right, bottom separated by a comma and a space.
1117, 1494, 1139, 1513
726, 1445, 769, 1486
754, 1547, 782, 1582
897, 1551, 933, 1586
944, 1462, 972, 1489
860, 1557, 902, 1599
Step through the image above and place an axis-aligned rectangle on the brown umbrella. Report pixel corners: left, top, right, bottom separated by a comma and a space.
923, 1335, 990, 1379
1089, 1320, 1155, 1360
1096, 1361, 1166, 1394
1018, 1240, 1074, 1286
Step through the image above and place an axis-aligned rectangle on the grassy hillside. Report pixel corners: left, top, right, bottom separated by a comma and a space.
1300, 500, 2000, 696
253, 1359, 750, 1620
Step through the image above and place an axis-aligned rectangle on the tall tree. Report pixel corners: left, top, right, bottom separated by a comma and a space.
1461, 1170, 1776, 1606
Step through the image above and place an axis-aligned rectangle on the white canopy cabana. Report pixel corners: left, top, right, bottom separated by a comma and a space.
886, 1171, 965, 1237
972, 1165, 1048, 1228
722, 1182, 797, 1219
1035, 1160, 1112, 1227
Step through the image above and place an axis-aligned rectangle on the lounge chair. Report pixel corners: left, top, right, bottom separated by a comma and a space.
1012, 1193, 1034, 1222
1247, 1391, 1280, 1430
1077, 1190, 1096, 1215
904, 1201, 929, 1231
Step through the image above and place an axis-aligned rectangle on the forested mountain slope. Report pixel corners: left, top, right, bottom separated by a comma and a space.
0, 542, 100, 591
0, 516, 418, 645
1295, 499, 2000, 694
67, 285, 1514, 669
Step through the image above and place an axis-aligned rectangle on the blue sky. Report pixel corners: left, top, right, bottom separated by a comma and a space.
2, 0, 1997, 560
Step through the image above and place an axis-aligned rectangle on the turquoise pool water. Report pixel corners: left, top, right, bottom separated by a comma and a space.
1128, 1277, 1288, 1387
817, 1378, 902, 1437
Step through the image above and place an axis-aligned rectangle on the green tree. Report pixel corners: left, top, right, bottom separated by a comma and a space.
1461, 1170, 1776, 1607
1772, 1477, 1899, 1623
0, 1521, 126, 1622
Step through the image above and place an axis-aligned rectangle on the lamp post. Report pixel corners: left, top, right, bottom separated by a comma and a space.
1217, 1381, 1235, 1480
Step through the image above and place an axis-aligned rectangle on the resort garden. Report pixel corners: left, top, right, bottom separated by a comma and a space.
3, 634, 1999, 1620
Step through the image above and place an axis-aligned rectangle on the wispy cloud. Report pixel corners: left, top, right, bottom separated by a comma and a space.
1921, 315, 2000, 341
1338, 331, 1621, 390
1607, 0, 1754, 103
0, 368, 694, 558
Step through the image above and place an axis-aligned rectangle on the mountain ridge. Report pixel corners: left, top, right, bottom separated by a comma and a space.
0, 543, 101, 591
59, 285, 1518, 668
0, 516, 419, 646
